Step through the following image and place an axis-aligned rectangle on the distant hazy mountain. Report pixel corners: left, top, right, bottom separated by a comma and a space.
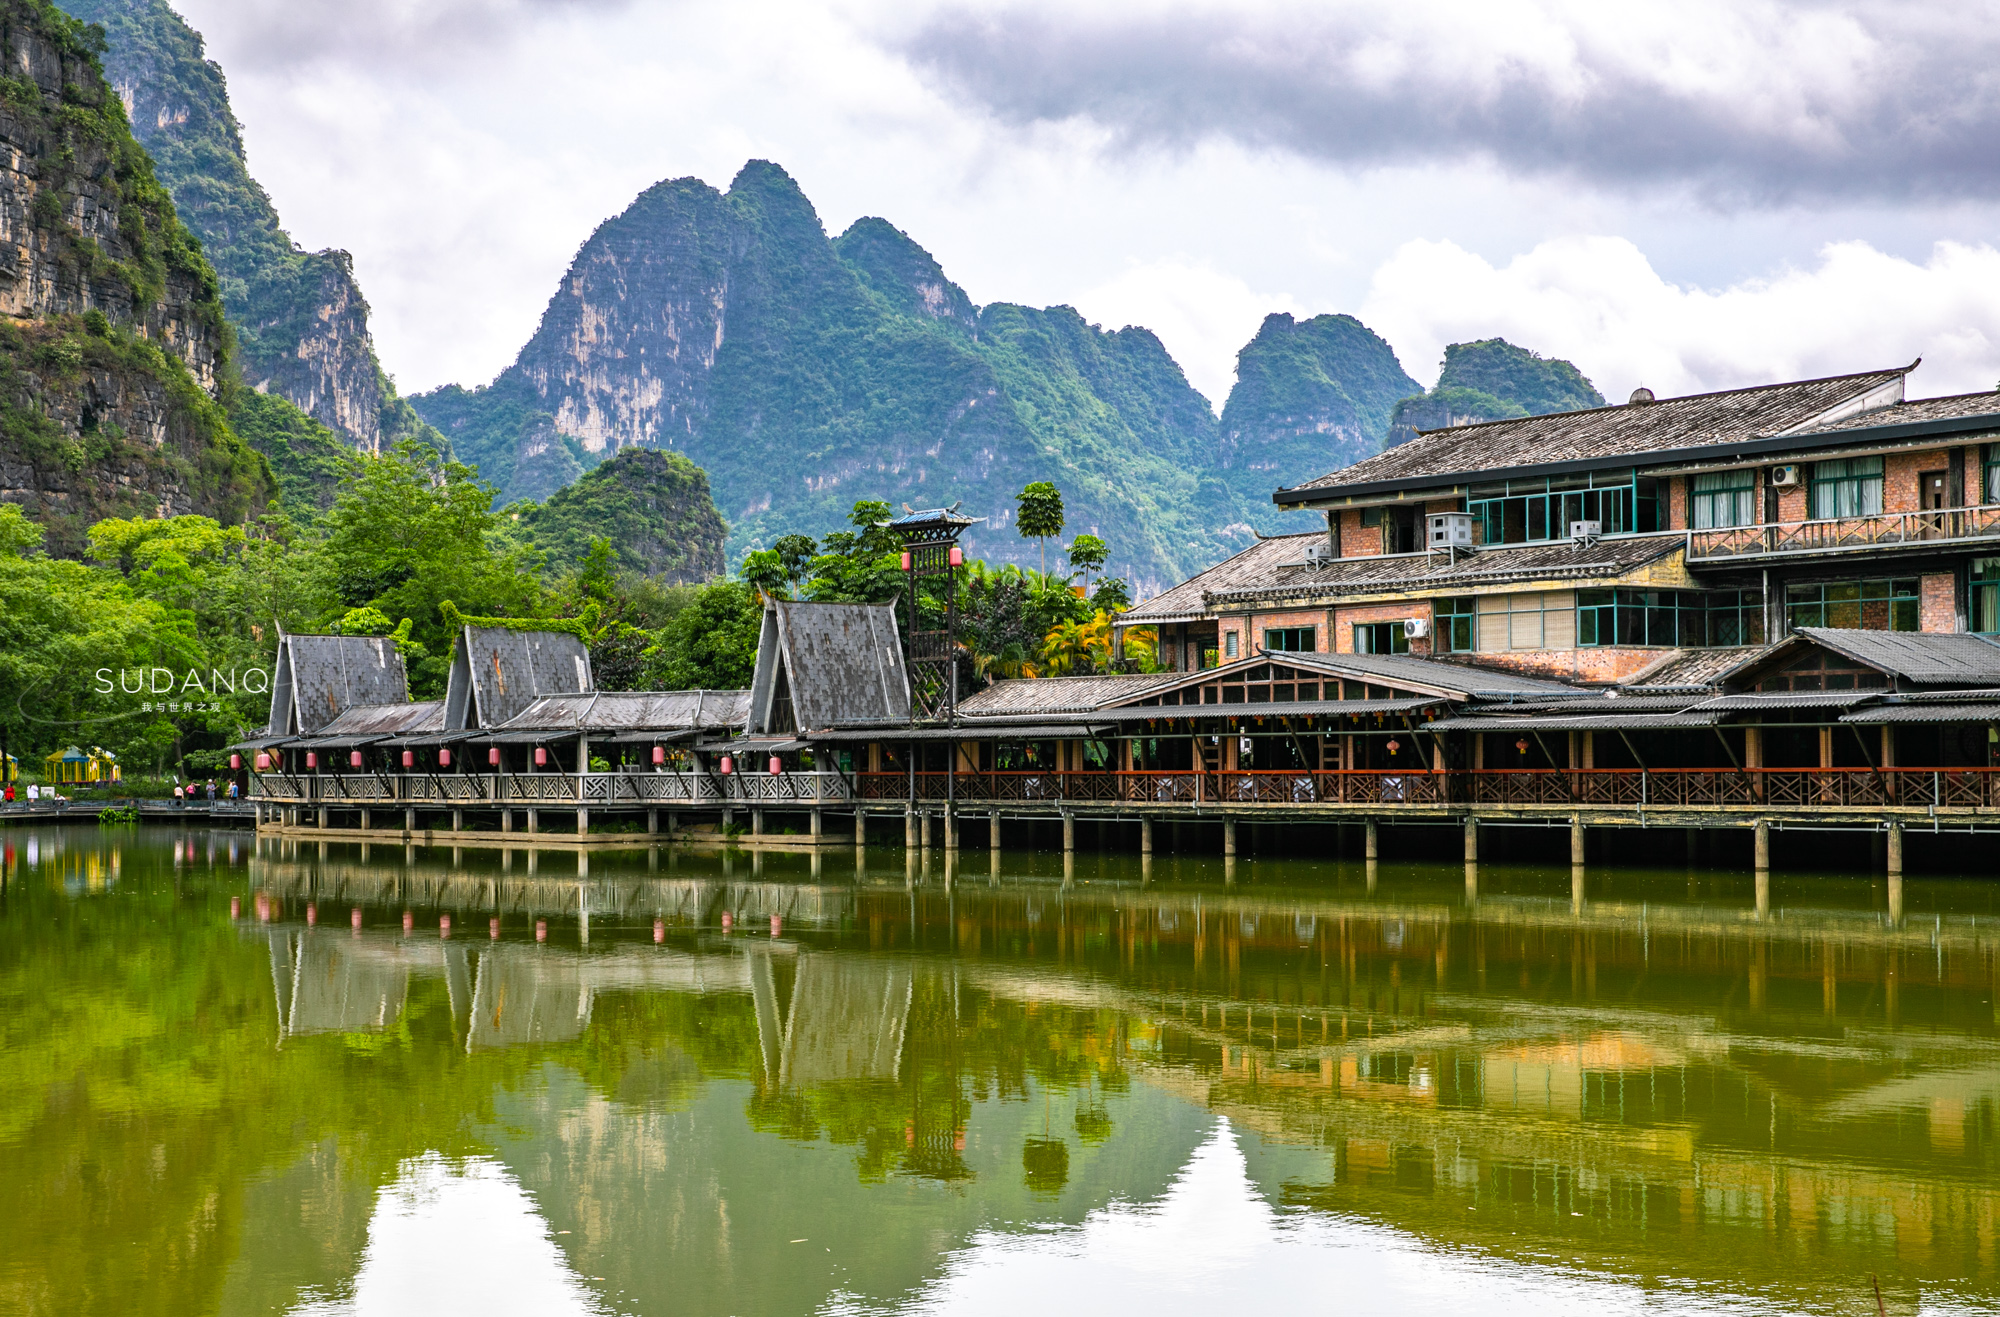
1387, 339, 1604, 448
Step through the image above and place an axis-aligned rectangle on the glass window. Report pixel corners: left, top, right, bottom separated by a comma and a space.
1973, 558, 2000, 634
1223, 632, 1239, 659
1353, 621, 1410, 654
1578, 589, 1764, 647
1435, 596, 1477, 653
1785, 578, 1919, 632
1986, 445, 2000, 505
1690, 470, 1756, 529
1466, 470, 1654, 545
1263, 626, 1315, 652
1809, 456, 1884, 520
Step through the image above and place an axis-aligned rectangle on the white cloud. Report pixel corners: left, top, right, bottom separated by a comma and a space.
1069, 259, 1305, 407
1359, 235, 2000, 402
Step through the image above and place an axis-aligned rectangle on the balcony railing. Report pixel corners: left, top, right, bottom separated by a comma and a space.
250, 767, 1999, 812
1686, 504, 2000, 561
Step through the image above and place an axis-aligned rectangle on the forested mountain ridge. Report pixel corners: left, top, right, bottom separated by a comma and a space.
1220, 312, 1420, 508
413, 161, 1276, 593
57, 0, 441, 455
1386, 338, 1604, 449
0, 0, 271, 554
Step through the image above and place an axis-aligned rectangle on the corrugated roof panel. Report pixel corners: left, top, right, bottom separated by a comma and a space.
492, 689, 750, 734
1794, 628, 2000, 685
1840, 703, 2000, 724
959, 672, 1188, 716
1690, 691, 1884, 711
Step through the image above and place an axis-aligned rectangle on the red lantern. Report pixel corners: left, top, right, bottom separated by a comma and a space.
720, 755, 734, 775
534, 746, 548, 767
488, 746, 501, 767
229, 753, 241, 770
1386, 739, 1400, 755
350, 750, 363, 768
306, 752, 317, 769
401, 750, 414, 768
438, 748, 451, 767
1515, 738, 1530, 755
900, 550, 912, 571
769, 755, 782, 775
652, 745, 665, 765
254, 752, 270, 771
949, 545, 963, 566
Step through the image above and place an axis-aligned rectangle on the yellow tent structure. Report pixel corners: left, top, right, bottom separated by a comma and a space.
43, 746, 120, 785
1, 752, 15, 783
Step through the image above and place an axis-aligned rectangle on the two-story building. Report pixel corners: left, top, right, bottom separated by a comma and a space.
1121, 363, 2000, 684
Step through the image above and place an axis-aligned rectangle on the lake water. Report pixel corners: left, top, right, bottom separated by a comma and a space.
3, 827, 1997, 1316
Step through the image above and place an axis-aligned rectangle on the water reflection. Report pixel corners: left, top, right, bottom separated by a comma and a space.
2, 827, 1997, 1316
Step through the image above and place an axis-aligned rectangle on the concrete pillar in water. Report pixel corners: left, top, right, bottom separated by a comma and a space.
1571, 864, 1586, 913
527, 809, 539, 835
1887, 824, 1905, 923
904, 806, 917, 850
575, 808, 588, 836
1464, 861, 1478, 902
1141, 852, 1153, 884
1140, 817, 1154, 855
501, 809, 513, 834
1063, 812, 1076, 852
920, 811, 931, 850
1755, 868, 1770, 918
751, 808, 763, 837
989, 846, 1001, 882
1753, 819, 1770, 871
317, 807, 329, 829
1571, 816, 1586, 867
942, 804, 956, 850
360, 807, 371, 831
855, 810, 867, 845
452, 809, 463, 832
810, 808, 823, 838
1222, 818, 1236, 857
1364, 819, 1379, 860
1366, 857, 1378, 893
1463, 816, 1478, 862
406, 808, 416, 834
647, 808, 658, 836
1224, 853, 1238, 886
989, 810, 1002, 852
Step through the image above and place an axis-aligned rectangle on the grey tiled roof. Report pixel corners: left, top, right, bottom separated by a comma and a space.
1121, 533, 1322, 623
1427, 711, 1722, 731
959, 672, 1187, 716
753, 601, 910, 731
1839, 702, 2000, 724
293, 700, 443, 745
1793, 628, 2000, 686
1205, 534, 1686, 606
1282, 366, 1910, 495
1273, 650, 1577, 697
1800, 390, 2000, 433
1690, 690, 1883, 711
269, 634, 411, 736
447, 626, 594, 729
1621, 646, 1773, 691
492, 690, 749, 734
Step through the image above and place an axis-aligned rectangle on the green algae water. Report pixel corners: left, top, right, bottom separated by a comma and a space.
3, 827, 1998, 1316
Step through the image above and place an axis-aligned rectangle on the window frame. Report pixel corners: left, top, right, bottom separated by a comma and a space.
1434, 596, 1477, 653
1784, 578, 1919, 632
1352, 621, 1410, 655
1808, 456, 1885, 520
1262, 626, 1316, 653
1973, 557, 2000, 635
1689, 469, 1757, 530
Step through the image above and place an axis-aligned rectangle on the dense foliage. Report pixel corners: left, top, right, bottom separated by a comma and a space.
520, 446, 726, 581
1220, 312, 1421, 488
1387, 338, 1605, 447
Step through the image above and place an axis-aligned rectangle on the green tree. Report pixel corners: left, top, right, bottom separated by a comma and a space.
1016, 482, 1064, 577
643, 580, 762, 690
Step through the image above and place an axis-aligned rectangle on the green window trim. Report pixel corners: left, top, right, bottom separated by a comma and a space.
1435, 596, 1477, 653
1263, 626, 1316, 653
1352, 621, 1410, 655
1973, 557, 2000, 634
1690, 469, 1756, 530
1985, 444, 2000, 505
1576, 589, 1764, 648
1466, 469, 1660, 546
1809, 456, 1884, 520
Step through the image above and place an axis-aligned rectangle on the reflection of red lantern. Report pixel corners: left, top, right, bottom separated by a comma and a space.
652, 746, 665, 765
1515, 738, 1530, 755
254, 752, 270, 771
534, 747, 547, 767
350, 750, 363, 768
769, 756, 782, 775
229, 753, 241, 770
306, 752, 317, 769
720, 755, 734, 775
438, 748, 451, 767
401, 750, 414, 768
488, 746, 501, 767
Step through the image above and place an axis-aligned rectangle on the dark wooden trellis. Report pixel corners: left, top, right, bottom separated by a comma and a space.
889, 505, 976, 721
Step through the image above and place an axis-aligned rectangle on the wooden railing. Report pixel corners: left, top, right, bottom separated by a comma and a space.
251, 767, 1998, 811
1686, 504, 2000, 561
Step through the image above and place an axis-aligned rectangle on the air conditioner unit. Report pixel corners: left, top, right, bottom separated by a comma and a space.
1426, 511, 1474, 549
1770, 464, 1801, 488
1403, 617, 1430, 640
1569, 520, 1601, 544
1304, 540, 1333, 567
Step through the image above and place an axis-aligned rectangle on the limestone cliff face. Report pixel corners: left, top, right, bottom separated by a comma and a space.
511, 177, 737, 453
61, 0, 393, 452
0, 1, 267, 553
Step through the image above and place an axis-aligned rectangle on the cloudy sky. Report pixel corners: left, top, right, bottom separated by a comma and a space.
172, 0, 2000, 409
